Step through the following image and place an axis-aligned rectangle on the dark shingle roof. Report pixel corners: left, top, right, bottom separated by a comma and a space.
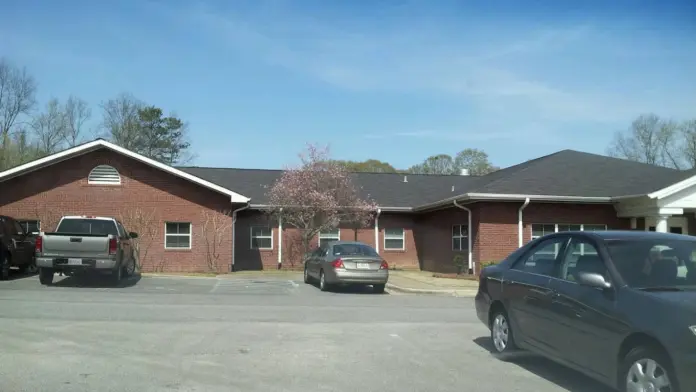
178, 150, 694, 207
178, 167, 484, 207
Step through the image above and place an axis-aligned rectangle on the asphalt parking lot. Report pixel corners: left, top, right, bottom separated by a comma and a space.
0, 273, 612, 392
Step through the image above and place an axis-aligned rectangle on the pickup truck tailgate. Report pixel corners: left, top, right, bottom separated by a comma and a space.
42, 234, 111, 258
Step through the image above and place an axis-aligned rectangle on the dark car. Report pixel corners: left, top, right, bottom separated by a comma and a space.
0, 215, 38, 279
475, 230, 696, 392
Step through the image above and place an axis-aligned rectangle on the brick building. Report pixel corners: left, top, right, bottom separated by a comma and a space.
1, 139, 696, 273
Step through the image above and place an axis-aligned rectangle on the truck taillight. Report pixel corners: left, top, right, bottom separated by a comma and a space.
108, 238, 117, 255
35, 236, 42, 253
331, 258, 344, 268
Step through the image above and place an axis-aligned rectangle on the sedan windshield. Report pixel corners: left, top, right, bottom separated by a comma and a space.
606, 238, 696, 289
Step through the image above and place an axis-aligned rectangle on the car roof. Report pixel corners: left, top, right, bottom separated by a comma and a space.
330, 241, 371, 246
562, 230, 696, 242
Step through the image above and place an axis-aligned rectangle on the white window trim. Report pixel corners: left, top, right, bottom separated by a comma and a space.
452, 224, 468, 251
530, 223, 607, 256
250, 225, 273, 250
530, 223, 608, 240
87, 164, 122, 185
318, 228, 340, 246
383, 228, 405, 250
164, 222, 192, 250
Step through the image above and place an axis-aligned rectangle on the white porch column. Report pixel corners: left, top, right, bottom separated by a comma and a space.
655, 215, 670, 233
630, 218, 637, 229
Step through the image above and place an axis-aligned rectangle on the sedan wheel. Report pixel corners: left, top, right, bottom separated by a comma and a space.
319, 271, 329, 292
491, 310, 517, 354
621, 347, 676, 392
304, 267, 311, 284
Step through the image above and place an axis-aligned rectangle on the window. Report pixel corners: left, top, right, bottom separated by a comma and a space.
88, 165, 121, 185
318, 228, 340, 247
452, 224, 468, 251
559, 239, 606, 282
607, 239, 696, 288
18, 219, 40, 234
250, 226, 273, 250
532, 223, 607, 240
384, 228, 405, 250
513, 237, 568, 276
165, 222, 191, 249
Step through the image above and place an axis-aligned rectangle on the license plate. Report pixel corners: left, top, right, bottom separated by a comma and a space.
356, 263, 370, 269
67, 258, 82, 266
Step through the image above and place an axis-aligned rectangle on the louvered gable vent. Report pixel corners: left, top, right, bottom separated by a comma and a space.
88, 165, 121, 185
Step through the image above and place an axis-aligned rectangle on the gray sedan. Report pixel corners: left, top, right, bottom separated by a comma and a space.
303, 241, 389, 293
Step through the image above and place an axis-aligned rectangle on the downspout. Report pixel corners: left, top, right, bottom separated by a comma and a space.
277, 208, 283, 270
453, 201, 473, 275
374, 208, 382, 254
518, 198, 530, 247
231, 202, 251, 272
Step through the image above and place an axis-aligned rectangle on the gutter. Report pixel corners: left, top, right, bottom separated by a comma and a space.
518, 198, 530, 247
414, 193, 612, 212
453, 201, 474, 275
374, 208, 382, 254
249, 204, 412, 212
231, 202, 251, 272
277, 208, 283, 270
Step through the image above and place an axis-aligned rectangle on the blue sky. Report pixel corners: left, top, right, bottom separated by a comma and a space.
1, 0, 695, 170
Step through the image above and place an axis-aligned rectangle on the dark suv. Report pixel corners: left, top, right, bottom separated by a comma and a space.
0, 215, 38, 279
475, 230, 696, 392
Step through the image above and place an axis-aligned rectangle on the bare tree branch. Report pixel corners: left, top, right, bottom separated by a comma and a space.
119, 207, 158, 271
101, 92, 143, 150
680, 119, 696, 169
0, 58, 37, 168
31, 98, 68, 155
607, 114, 684, 169
63, 95, 91, 147
200, 209, 232, 273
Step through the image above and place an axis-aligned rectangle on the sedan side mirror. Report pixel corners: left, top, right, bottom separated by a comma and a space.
576, 272, 612, 290
129, 232, 139, 239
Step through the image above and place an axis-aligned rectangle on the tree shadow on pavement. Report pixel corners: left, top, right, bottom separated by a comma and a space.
472, 337, 613, 392
51, 273, 142, 289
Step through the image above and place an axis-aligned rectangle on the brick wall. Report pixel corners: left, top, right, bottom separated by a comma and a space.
0, 149, 235, 273
234, 211, 420, 270
474, 201, 630, 269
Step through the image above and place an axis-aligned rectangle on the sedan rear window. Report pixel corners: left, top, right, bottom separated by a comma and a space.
56, 219, 118, 236
333, 244, 379, 257
606, 239, 696, 289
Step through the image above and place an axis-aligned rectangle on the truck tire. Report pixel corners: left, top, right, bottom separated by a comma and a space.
0, 250, 10, 281
111, 265, 122, 286
39, 268, 54, 285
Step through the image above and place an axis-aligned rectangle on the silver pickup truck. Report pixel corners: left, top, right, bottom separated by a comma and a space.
35, 216, 138, 285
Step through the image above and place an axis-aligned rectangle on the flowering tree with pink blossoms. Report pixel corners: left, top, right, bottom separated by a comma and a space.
266, 144, 377, 263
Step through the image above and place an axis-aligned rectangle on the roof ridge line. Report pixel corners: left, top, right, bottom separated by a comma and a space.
466, 150, 566, 193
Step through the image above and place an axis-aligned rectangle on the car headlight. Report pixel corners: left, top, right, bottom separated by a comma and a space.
690, 326, 696, 336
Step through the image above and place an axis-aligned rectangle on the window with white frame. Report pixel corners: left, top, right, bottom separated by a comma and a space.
318, 228, 340, 247
531, 223, 607, 255
452, 224, 468, 251
18, 219, 40, 234
165, 222, 191, 249
384, 228, 405, 250
532, 223, 607, 240
250, 226, 273, 249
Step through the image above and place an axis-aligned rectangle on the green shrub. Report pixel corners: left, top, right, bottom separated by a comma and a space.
453, 254, 467, 274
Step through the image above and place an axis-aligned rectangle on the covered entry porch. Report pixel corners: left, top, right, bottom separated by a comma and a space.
615, 179, 696, 235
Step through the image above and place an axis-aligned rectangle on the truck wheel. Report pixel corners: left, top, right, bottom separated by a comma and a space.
39, 268, 54, 285
0, 252, 10, 281
111, 266, 122, 286
123, 258, 135, 277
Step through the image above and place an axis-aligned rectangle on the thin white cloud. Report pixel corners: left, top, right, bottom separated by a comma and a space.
156, 1, 694, 142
